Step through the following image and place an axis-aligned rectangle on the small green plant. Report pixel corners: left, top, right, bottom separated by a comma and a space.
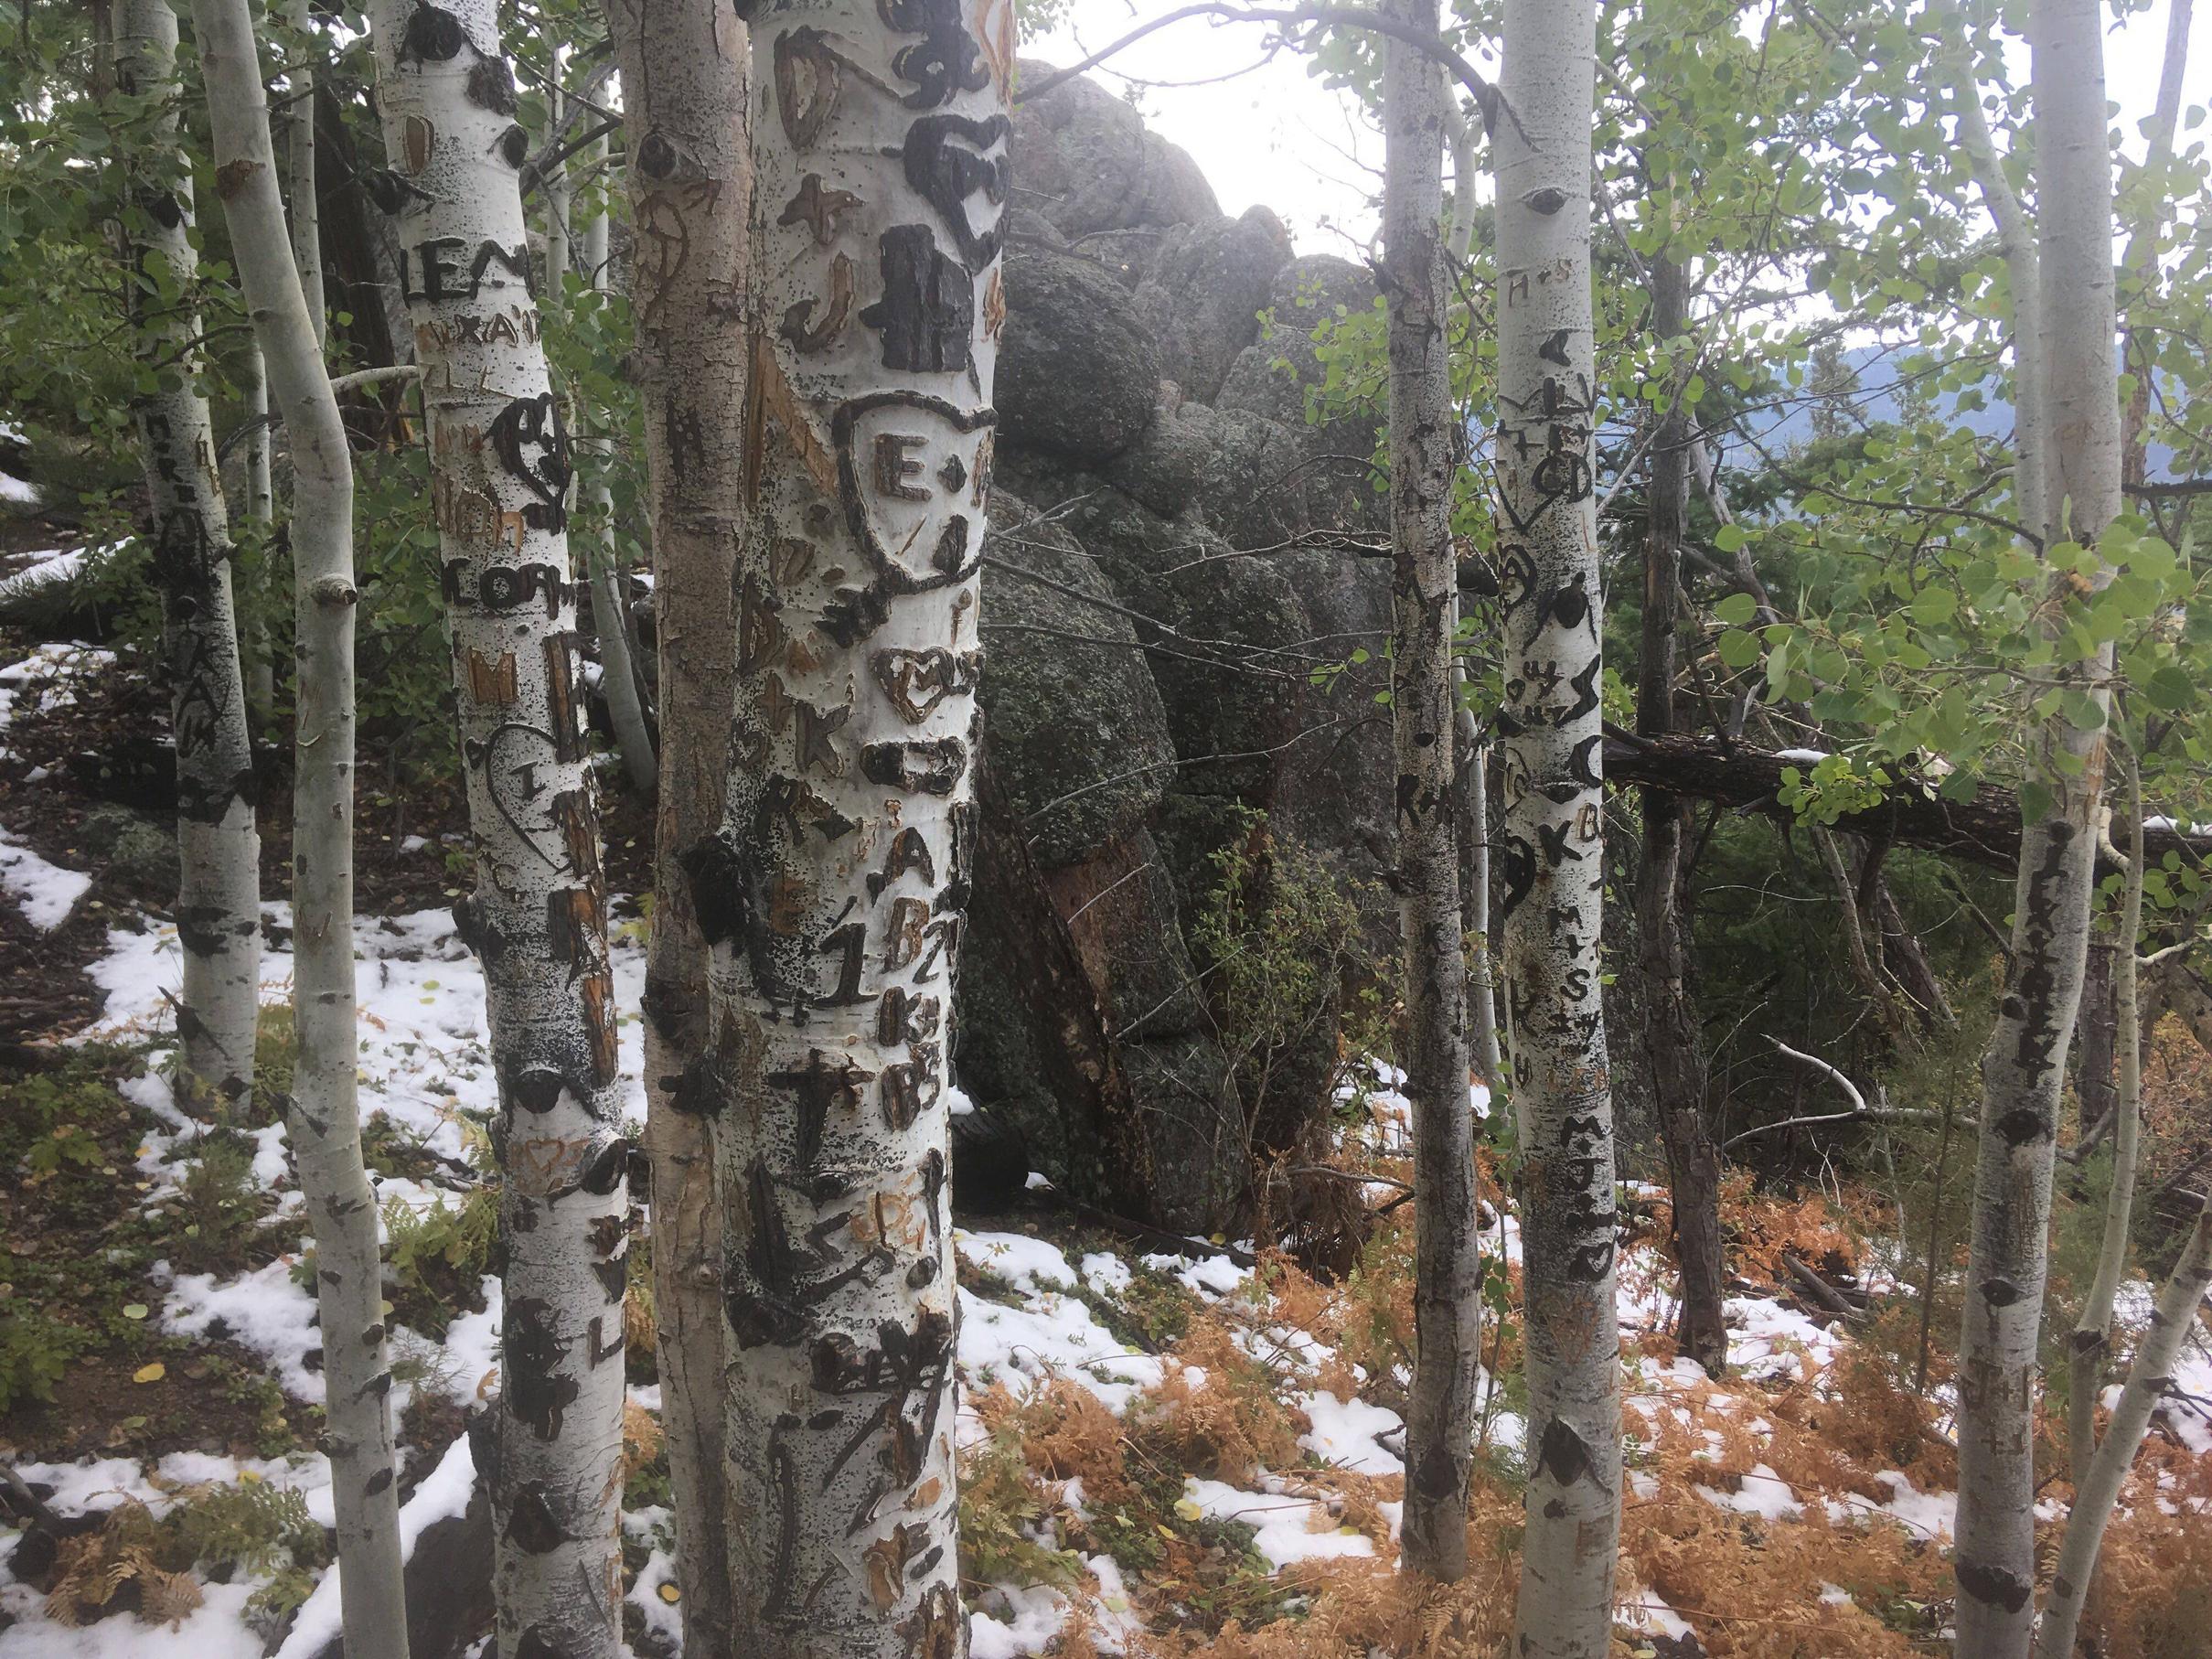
248, 1002, 295, 1129
170, 1135, 267, 1272
168, 1476, 330, 1617
0, 1300, 86, 1411
383, 1188, 497, 1329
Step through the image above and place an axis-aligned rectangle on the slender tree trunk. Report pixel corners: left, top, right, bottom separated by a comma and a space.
2039, 1199, 2212, 1657
1952, 5, 2122, 1651
1383, 0, 1478, 1580
604, 0, 748, 1641
699, 0, 1010, 1645
284, 0, 325, 350
1637, 251, 1726, 1380
115, 0, 262, 1114
2119, 0, 2190, 491
184, 0, 409, 1649
1494, 3, 1620, 1652
2068, 758, 2146, 1482
1442, 108, 1501, 1092
241, 347, 276, 728
2076, 940, 2117, 1136
364, 6, 630, 1654
568, 126, 657, 793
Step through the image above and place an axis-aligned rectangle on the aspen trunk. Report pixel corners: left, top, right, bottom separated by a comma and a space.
1952, 4, 2121, 1650
183, 0, 410, 1648
2039, 1200, 2212, 1657
114, 0, 262, 1114
241, 347, 275, 729
364, 6, 630, 1654
2067, 758, 2145, 1483
604, 0, 749, 1641
1637, 251, 1726, 1379
1494, 4, 1620, 1652
562, 125, 657, 794
1383, 0, 1479, 1580
699, 0, 1010, 1645
284, 0, 325, 349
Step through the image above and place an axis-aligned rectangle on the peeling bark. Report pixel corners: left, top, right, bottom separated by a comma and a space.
114, 0, 261, 1114
364, 5, 629, 1652
1952, 5, 2122, 1652
1383, 0, 1479, 1580
604, 0, 750, 1642
180, 0, 409, 1647
1494, 3, 1621, 1651
703, 0, 1010, 1646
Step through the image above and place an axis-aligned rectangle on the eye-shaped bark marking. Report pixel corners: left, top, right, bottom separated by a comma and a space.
503, 1295, 580, 1441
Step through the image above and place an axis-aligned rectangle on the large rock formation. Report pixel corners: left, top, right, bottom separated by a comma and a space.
959, 64, 1396, 1232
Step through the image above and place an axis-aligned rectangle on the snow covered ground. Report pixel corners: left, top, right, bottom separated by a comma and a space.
5, 636, 2209, 1658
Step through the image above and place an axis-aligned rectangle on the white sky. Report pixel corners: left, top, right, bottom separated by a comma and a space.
1025, 1, 2212, 256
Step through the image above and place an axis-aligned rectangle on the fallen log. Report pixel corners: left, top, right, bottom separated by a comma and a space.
1602, 726, 2212, 879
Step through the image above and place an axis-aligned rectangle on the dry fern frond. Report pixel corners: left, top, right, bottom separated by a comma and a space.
45, 1501, 203, 1629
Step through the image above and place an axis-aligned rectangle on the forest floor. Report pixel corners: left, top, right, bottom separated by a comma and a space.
4, 617, 2212, 1659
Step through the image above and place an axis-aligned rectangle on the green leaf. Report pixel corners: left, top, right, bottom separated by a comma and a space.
1713, 593, 1758, 626
1716, 628, 1762, 669
1909, 586, 1957, 626
1713, 524, 1747, 553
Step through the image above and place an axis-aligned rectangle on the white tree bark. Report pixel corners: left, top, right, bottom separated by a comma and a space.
1493, 4, 1620, 1653
1949, 14, 2045, 543
563, 124, 657, 794
1952, 3, 2122, 1651
241, 346, 275, 727
2040, 1199, 2212, 1656
364, 5, 629, 1654
603, 0, 749, 1641
284, 0, 325, 351
114, 0, 262, 1113
1383, 0, 1479, 1582
2068, 756, 2146, 1482
182, 0, 410, 1649
700, 0, 1010, 1646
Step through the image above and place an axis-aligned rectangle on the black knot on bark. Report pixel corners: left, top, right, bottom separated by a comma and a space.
497, 123, 529, 169
1955, 1558, 2032, 1613
400, 3, 468, 64
637, 131, 679, 180
1978, 1275, 2023, 1308
1533, 1417, 1600, 1488
465, 57, 517, 115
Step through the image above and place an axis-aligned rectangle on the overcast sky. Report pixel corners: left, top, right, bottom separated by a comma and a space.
1024, 1, 2211, 256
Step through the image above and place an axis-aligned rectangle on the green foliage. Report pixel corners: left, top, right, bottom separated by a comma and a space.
172, 1134, 268, 1273
957, 1415, 1087, 1591
382, 1188, 498, 1327
0, 1305, 85, 1413
1189, 809, 1387, 1129
168, 1476, 330, 1617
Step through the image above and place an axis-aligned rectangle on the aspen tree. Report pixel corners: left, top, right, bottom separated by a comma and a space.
364, 4, 629, 1651
694, 0, 1011, 1644
112, 0, 260, 1114
181, 0, 410, 1645
1382, 0, 1479, 1581
1951, 2, 2122, 1650
603, 0, 749, 1639
1493, 2, 1622, 1652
